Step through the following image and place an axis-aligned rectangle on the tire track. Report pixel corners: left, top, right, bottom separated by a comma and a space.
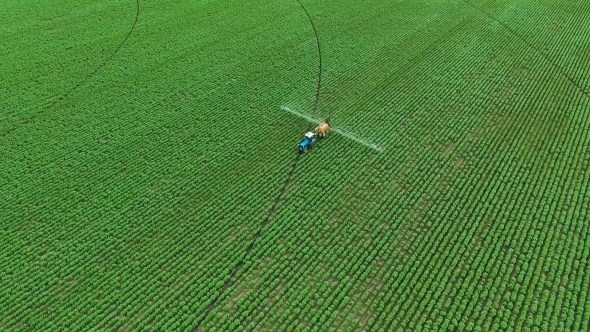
463, 0, 590, 101
192, 154, 301, 332
192, 0, 323, 330
0, 0, 141, 140
295, 0, 323, 115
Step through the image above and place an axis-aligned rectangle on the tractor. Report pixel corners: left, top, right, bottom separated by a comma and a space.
298, 118, 331, 153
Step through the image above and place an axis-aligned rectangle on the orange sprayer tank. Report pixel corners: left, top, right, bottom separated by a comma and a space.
315, 123, 330, 135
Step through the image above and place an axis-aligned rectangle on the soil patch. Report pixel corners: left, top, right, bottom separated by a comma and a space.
442, 141, 455, 156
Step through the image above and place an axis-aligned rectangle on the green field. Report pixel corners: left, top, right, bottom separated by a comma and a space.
1, 0, 590, 330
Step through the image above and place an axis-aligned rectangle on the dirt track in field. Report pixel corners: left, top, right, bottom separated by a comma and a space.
192, 0, 323, 330
0, 0, 141, 140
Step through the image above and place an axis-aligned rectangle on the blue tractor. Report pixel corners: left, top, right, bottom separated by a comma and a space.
298, 131, 318, 153
298, 118, 331, 153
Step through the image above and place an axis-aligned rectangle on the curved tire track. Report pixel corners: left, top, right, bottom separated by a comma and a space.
463, 0, 590, 101
295, 0, 323, 115
0, 0, 141, 139
193, 0, 323, 330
